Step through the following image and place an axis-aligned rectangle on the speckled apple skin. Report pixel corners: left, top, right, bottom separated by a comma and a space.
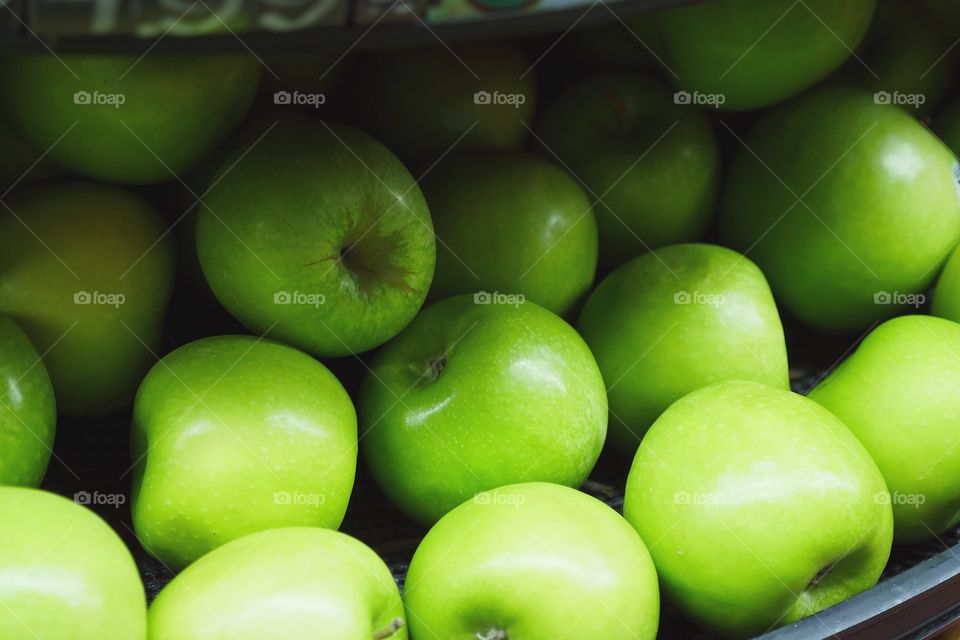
360, 294, 607, 525
131, 335, 357, 570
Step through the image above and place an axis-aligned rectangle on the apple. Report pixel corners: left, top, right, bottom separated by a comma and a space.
933, 246, 960, 321
0, 314, 55, 486
830, 0, 954, 116
149, 527, 405, 640
404, 482, 659, 640
423, 151, 597, 315
131, 335, 357, 570
577, 243, 789, 455
196, 116, 435, 357
0, 53, 261, 184
624, 381, 893, 638
809, 315, 960, 543
535, 74, 720, 269
655, 0, 876, 111
360, 44, 536, 164
0, 487, 146, 639
0, 181, 175, 415
720, 88, 960, 333
359, 294, 606, 524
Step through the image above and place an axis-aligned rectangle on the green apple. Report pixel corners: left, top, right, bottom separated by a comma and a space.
720, 88, 960, 333
149, 527, 405, 640
0, 54, 261, 184
535, 74, 720, 269
423, 151, 597, 315
360, 44, 536, 163
578, 243, 789, 454
831, 0, 953, 116
196, 116, 435, 357
359, 294, 606, 524
934, 245, 960, 321
655, 0, 876, 110
404, 482, 659, 640
809, 315, 960, 543
131, 335, 357, 570
0, 181, 175, 415
0, 314, 54, 486
0, 487, 146, 639
624, 381, 893, 638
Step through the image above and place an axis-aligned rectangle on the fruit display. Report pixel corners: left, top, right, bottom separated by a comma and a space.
4, 0, 960, 638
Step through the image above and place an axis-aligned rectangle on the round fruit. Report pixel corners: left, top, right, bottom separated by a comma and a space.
0, 53, 261, 184
405, 483, 659, 640
360, 294, 606, 524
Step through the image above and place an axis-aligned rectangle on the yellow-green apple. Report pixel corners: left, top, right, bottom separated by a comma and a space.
809, 315, 960, 543
0, 181, 175, 415
535, 74, 720, 269
655, 0, 876, 110
0, 54, 261, 184
359, 295, 606, 524
359, 44, 536, 163
624, 381, 893, 638
196, 117, 435, 357
0, 487, 146, 639
404, 482, 659, 640
578, 243, 789, 454
0, 314, 54, 486
720, 88, 960, 333
149, 528, 405, 640
131, 335, 357, 570
423, 151, 597, 315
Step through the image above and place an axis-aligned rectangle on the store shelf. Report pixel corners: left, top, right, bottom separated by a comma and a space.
0, 0, 697, 53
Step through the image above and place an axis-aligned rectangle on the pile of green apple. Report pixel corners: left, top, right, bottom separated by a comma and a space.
5, 0, 960, 638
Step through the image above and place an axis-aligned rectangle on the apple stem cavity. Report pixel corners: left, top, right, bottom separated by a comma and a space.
476, 628, 509, 640
422, 355, 447, 383
372, 617, 404, 639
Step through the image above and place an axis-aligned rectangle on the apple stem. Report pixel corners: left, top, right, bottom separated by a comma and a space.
476, 628, 508, 640
372, 617, 404, 639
